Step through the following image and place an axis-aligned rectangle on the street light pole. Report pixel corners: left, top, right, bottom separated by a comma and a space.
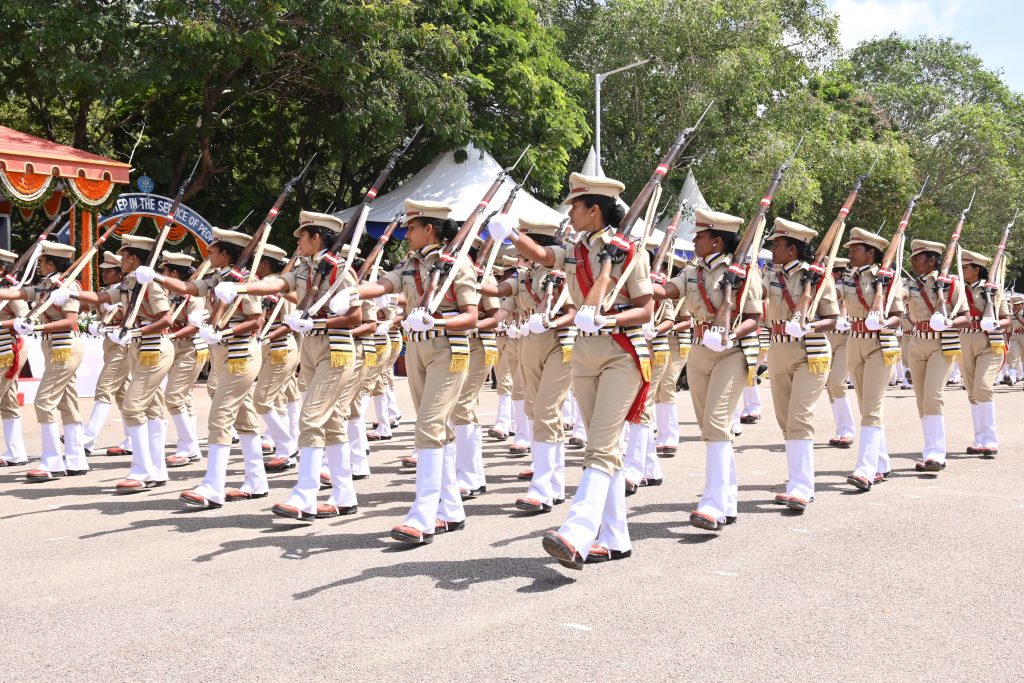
594, 56, 654, 171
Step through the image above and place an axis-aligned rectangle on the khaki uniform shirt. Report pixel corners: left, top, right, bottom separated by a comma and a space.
549, 228, 653, 308
115, 273, 170, 324
668, 252, 763, 324
379, 243, 480, 315
964, 280, 1009, 319
838, 264, 904, 319
194, 267, 261, 322
23, 276, 81, 322
762, 260, 840, 322
903, 271, 966, 323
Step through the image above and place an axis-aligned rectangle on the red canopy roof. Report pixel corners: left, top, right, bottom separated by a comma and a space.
0, 125, 131, 184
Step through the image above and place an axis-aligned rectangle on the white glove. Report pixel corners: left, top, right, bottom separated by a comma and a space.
100, 302, 118, 314
864, 312, 883, 331
519, 320, 531, 337
214, 282, 239, 305
527, 313, 551, 335
375, 319, 393, 336
87, 321, 105, 337
701, 328, 731, 353
507, 323, 521, 339
486, 213, 516, 244
405, 308, 435, 333
13, 318, 37, 336
199, 325, 223, 346
107, 327, 133, 346
373, 294, 390, 310
328, 286, 358, 315
784, 319, 808, 339
574, 306, 610, 334
495, 320, 508, 334
928, 311, 949, 332
188, 310, 208, 328
134, 265, 156, 284
642, 320, 657, 341
834, 316, 851, 333
48, 287, 72, 307
284, 310, 314, 334
981, 316, 999, 332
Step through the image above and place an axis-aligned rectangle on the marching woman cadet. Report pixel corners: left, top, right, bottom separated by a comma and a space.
958, 249, 1009, 457
652, 253, 690, 458
483, 218, 577, 513
761, 219, 839, 512
160, 252, 208, 468
657, 209, 763, 531
0, 241, 88, 481
134, 227, 267, 507
80, 252, 130, 456
901, 240, 967, 471
0, 249, 30, 467
826, 258, 856, 448
1006, 295, 1024, 385
338, 199, 479, 545
56, 236, 175, 493
213, 212, 365, 520
840, 228, 904, 491
489, 173, 652, 568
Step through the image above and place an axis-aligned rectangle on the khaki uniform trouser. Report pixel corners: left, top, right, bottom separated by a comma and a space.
571, 335, 640, 474
767, 341, 827, 440
451, 336, 492, 426
960, 332, 1000, 404
505, 338, 525, 401
254, 337, 299, 415
826, 334, 849, 400
328, 350, 364, 443
370, 336, 402, 396
495, 336, 513, 396
282, 372, 300, 405
165, 338, 205, 416
1008, 336, 1023, 367
35, 337, 84, 425
297, 334, 360, 448
207, 338, 262, 445
346, 353, 372, 420
407, 336, 467, 450
121, 336, 174, 426
518, 331, 572, 441
653, 335, 685, 405
687, 343, 747, 442
0, 352, 28, 419
846, 336, 887, 428
94, 338, 130, 407
904, 335, 953, 416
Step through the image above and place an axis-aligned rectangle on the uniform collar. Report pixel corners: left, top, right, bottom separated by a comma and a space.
857, 263, 877, 275
699, 252, 730, 270
581, 226, 615, 251
776, 259, 804, 276
412, 243, 444, 261
916, 269, 938, 283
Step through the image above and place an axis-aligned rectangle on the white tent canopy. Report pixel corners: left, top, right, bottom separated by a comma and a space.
334, 144, 564, 226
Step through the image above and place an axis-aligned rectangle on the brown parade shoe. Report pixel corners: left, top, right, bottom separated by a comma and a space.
773, 493, 790, 505
265, 456, 296, 473
689, 511, 722, 531
846, 473, 872, 491
0, 457, 28, 467
316, 503, 358, 518
165, 454, 200, 468
352, 474, 370, 481
180, 491, 222, 509
625, 479, 638, 496
319, 472, 331, 488
966, 446, 982, 454
115, 479, 163, 494
639, 477, 663, 487
365, 430, 391, 441
515, 497, 552, 513
508, 445, 531, 457
656, 445, 677, 458
261, 442, 275, 455
435, 519, 466, 534
390, 525, 433, 544
567, 437, 586, 449
740, 414, 761, 424
915, 460, 927, 472
979, 447, 998, 459
585, 545, 632, 564
400, 456, 418, 468
542, 530, 584, 570
517, 469, 534, 481
270, 503, 315, 520
923, 459, 944, 472
786, 496, 809, 512
25, 469, 64, 482
459, 486, 486, 501
225, 489, 269, 502
873, 472, 893, 485
487, 428, 509, 441
828, 437, 854, 449
105, 447, 131, 456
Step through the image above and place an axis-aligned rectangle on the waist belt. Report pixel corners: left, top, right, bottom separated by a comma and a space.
768, 321, 798, 343
849, 319, 879, 337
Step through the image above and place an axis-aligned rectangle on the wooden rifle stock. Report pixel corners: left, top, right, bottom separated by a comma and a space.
357, 212, 404, 282
983, 210, 1016, 314
935, 190, 975, 316
870, 177, 929, 315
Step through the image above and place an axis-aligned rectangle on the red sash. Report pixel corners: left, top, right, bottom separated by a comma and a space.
917, 277, 955, 315
5, 336, 22, 380
573, 240, 649, 423
965, 286, 982, 317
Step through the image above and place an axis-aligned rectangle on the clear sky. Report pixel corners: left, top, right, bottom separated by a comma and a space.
828, 0, 1024, 94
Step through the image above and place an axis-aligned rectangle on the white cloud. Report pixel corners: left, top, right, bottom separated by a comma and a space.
829, 0, 963, 49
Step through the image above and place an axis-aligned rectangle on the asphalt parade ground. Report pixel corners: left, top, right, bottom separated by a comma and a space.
2, 377, 1022, 681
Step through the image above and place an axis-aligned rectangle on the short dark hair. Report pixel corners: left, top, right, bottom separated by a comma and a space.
778, 236, 814, 262
865, 245, 884, 264
411, 217, 459, 243
121, 247, 151, 263
212, 241, 244, 264
299, 225, 336, 247
578, 195, 625, 229
710, 229, 740, 255
164, 263, 194, 279
40, 255, 71, 273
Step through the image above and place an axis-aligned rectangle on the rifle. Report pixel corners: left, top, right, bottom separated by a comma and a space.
120, 156, 201, 333
0, 201, 78, 314
709, 137, 803, 342
298, 125, 423, 316
792, 156, 878, 325
983, 209, 1017, 315
27, 215, 131, 320
934, 190, 976, 317
650, 185, 697, 282
583, 100, 713, 310
208, 153, 317, 329
418, 145, 531, 313
476, 162, 535, 281
870, 177, 929, 316
168, 259, 212, 324
357, 211, 405, 282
